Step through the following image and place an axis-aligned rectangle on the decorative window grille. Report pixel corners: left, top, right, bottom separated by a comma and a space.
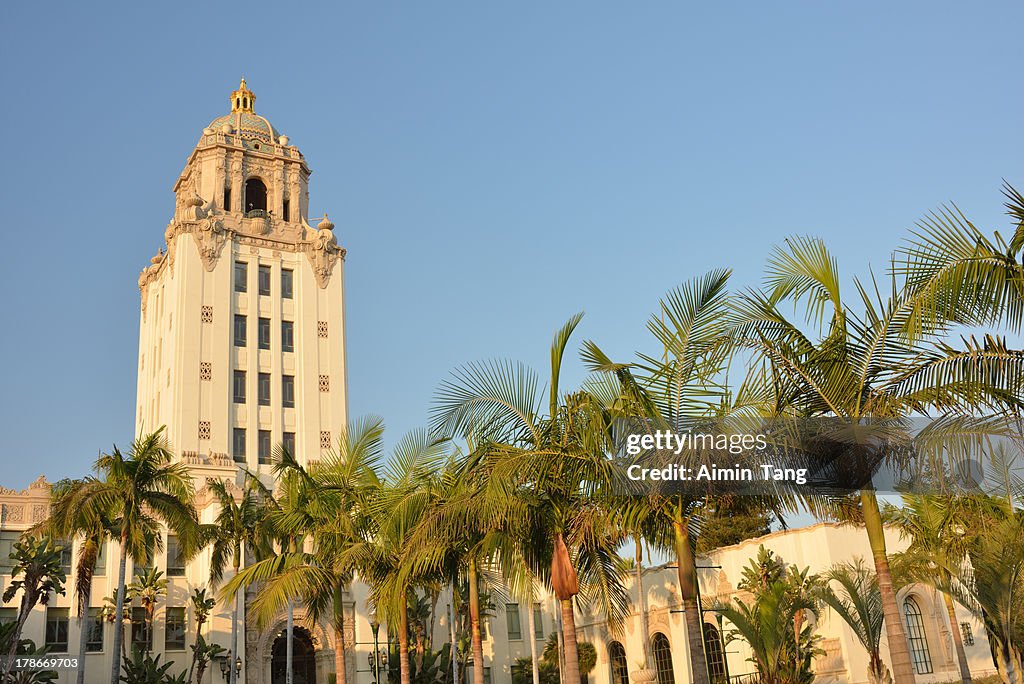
319, 375, 330, 392
200, 362, 212, 381
198, 421, 211, 441
652, 633, 674, 684
320, 431, 331, 449
317, 321, 329, 338
608, 641, 629, 684
201, 306, 213, 323
903, 597, 933, 674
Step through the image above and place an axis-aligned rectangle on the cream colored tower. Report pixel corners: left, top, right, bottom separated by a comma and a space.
136, 78, 348, 472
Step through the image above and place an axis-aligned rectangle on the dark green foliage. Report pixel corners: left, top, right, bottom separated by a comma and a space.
696, 502, 774, 554
387, 643, 452, 684
511, 634, 597, 684
0, 622, 59, 684
119, 651, 186, 684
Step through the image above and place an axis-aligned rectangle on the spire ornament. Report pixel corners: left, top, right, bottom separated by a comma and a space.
230, 78, 256, 113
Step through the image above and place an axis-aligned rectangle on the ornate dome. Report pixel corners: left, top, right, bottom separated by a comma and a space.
205, 78, 284, 145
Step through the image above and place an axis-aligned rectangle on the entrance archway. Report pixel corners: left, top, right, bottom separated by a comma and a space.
271, 626, 317, 684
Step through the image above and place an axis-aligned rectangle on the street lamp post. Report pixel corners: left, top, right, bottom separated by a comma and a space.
369, 608, 381, 684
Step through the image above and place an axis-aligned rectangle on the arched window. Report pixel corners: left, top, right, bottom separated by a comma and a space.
704, 623, 727, 682
652, 633, 674, 684
903, 597, 933, 675
608, 641, 629, 684
244, 177, 268, 215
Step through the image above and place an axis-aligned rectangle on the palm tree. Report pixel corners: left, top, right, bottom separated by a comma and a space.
206, 478, 270, 684
820, 558, 890, 684
717, 547, 824, 684
431, 315, 631, 684
0, 535, 67, 681
915, 461, 1024, 684
227, 421, 387, 684
585, 269, 790, 684
729, 236, 1024, 684
70, 427, 198, 684
186, 588, 216, 684
885, 495, 972, 684
126, 568, 167, 654
45, 477, 117, 684
399, 447, 531, 684
349, 429, 446, 684
191, 635, 226, 684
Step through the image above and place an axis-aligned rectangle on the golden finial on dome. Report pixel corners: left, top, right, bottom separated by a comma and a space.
230, 77, 256, 113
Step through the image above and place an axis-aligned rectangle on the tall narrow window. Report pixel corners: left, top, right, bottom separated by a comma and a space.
609, 641, 629, 684
282, 320, 295, 352
233, 315, 247, 347
282, 431, 296, 456
233, 370, 246, 403
904, 597, 933, 674
705, 624, 726, 682
166, 534, 185, 577
258, 265, 271, 296
258, 430, 272, 465
234, 262, 247, 293
652, 633, 674, 684
45, 608, 69, 652
533, 603, 544, 639
165, 607, 186, 651
233, 428, 247, 463
58, 540, 72, 575
86, 608, 104, 652
258, 317, 271, 350
0, 532, 18, 573
93, 541, 106, 577
282, 198, 291, 222
505, 604, 521, 640
223, 186, 232, 212
282, 375, 295, 408
281, 269, 294, 299
131, 607, 151, 652
258, 373, 271, 406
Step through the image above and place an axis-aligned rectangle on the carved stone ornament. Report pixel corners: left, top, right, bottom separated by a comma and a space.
192, 215, 229, 271
302, 214, 344, 288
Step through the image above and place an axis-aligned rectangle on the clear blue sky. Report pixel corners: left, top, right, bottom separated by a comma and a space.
0, 2, 1021, 489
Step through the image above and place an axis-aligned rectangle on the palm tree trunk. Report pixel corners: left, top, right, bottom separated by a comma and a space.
673, 520, 709, 684
861, 489, 916, 684
449, 585, 459, 684
399, 595, 412, 684
940, 589, 971, 684
468, 558, 485, 684
527, 596, 540, 684
76, 580, 92, 684
334, 587, 348, 684
110, 529, 129, 684
188, 616, 205, 684
3, 592, 34, 681
230, 565, 239, 684
636, 539, 650, 670
286, 599, 294, 684
992, 639, 1023, 684
559, 599, 581, 684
